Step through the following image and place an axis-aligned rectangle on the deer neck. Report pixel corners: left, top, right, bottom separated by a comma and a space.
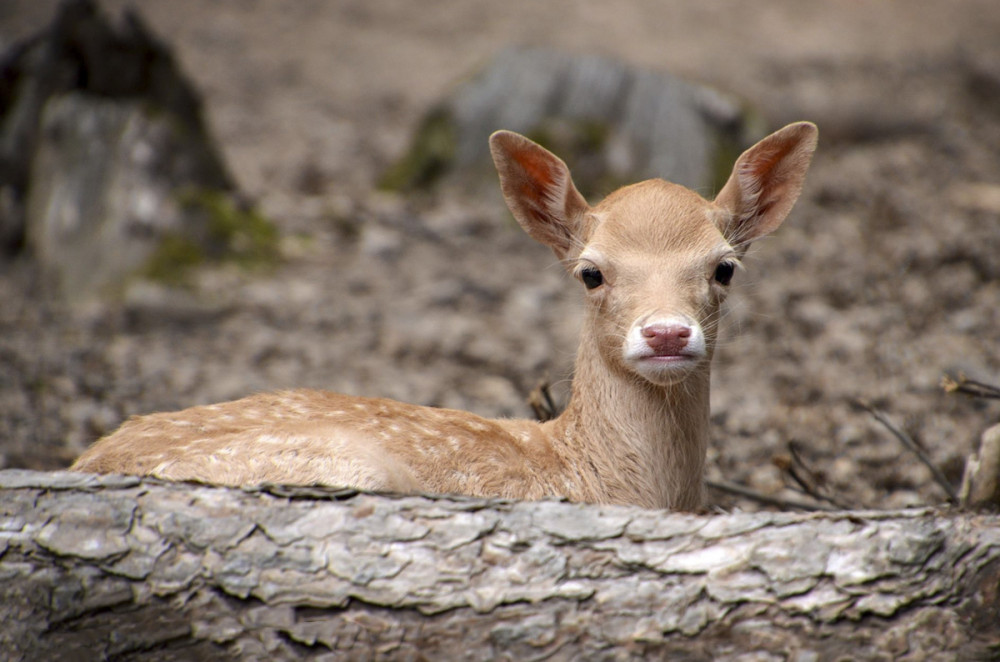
546, 341, 710, 510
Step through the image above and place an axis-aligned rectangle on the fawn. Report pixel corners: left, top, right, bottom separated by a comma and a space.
72, 122, 817, 510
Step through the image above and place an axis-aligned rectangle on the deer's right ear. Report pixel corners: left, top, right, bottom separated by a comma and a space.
490, 131, 590, 260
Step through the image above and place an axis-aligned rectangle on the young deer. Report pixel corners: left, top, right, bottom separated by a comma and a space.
72, 122, 817, 510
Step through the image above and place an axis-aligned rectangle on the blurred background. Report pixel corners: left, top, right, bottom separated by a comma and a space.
2, 0, 1000, 510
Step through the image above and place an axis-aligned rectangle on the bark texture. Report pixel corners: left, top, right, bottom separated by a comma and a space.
1, 470, 999, 661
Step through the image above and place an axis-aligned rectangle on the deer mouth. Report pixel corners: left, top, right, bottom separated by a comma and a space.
627, 351, 705, 386
635, 350, 703, 368
641, 353, 698, 363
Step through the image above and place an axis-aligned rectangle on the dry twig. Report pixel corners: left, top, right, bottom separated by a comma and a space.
855, 399, 959, 505
706, 478, 838, 512
528, 380, 558, 422
773, 442, 855, 510
941, 373, 1000, 400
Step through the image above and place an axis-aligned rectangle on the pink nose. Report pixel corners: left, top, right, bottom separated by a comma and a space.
641, 323, 691, 356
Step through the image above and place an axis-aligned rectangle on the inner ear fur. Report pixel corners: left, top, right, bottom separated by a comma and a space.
490, 130, 591, 260
714, 121, 818, 248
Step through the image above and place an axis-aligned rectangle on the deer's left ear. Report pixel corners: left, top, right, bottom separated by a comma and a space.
490, 130, 591, 261
714, 122, 818, 248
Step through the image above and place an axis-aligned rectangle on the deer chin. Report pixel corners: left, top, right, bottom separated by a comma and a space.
628, 352, 705, 386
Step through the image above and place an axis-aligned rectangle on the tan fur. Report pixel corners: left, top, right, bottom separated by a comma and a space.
72, 123, 818, 510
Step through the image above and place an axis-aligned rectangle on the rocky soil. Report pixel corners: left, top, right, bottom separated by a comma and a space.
3, 0, 1000, 511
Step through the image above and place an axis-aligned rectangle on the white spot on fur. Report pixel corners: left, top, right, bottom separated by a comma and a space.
412, 424, 438, 438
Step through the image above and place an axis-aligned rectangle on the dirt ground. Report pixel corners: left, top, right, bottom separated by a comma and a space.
3, 0, 1000, 511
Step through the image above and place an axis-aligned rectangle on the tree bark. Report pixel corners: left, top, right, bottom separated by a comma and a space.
1, 470, 998, 661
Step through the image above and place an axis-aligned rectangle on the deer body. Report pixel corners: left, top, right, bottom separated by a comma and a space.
72, 123, 817, 510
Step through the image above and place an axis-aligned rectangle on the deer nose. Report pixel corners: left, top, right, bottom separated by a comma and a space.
641, 323, 691, 356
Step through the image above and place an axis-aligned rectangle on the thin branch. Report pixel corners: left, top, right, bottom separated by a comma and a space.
942, 374, 1000, 400
528, 380, 559, 422
706, 478, 838, 512
774, 442, 856, 510
855, 399, 959, 505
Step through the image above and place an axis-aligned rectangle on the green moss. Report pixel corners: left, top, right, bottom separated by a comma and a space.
141, 188, 280, 285
525, 117, 609, 156
379, 108, 457, 192
709, 103, 768, 195
526, 117, 616, 199
710, 130, 743, 196
142, 234, 207, 285
185, 188, 279, 266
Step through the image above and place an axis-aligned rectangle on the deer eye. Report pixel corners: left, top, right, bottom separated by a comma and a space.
580, 267, 604, 289
714, 260, 736, 286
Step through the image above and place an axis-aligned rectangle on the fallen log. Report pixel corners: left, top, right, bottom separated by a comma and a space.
1, 470, 998, 660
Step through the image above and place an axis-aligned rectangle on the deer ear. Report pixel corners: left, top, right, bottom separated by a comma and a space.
714, 121, 818, 249
490, 131, 590, 260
